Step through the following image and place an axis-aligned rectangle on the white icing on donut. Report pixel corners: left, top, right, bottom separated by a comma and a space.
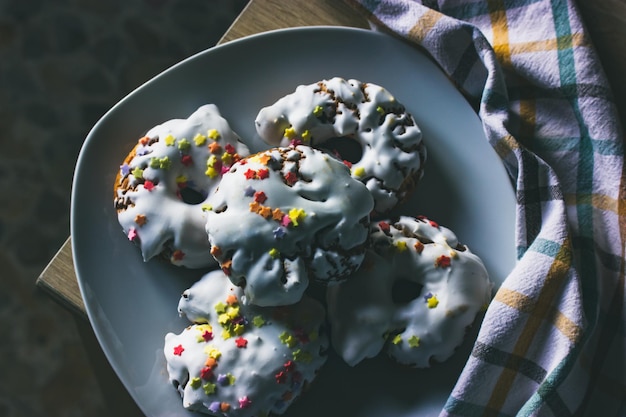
165, 270, 328, 417
255, 77, 426, 213
114, 104, 249, 268
205, 145, 374, 307
326, 216, 492, 368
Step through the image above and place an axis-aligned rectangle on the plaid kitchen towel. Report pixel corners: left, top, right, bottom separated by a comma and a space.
344, 0, 626, 416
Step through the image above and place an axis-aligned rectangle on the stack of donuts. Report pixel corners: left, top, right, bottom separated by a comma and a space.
113, 78, 492, 417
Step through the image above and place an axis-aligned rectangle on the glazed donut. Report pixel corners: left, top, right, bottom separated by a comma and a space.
326, 216, 492, 367
205, 145, 374, 307
114, 104, 249, 268
165, 270, 328, 417
255, 77, 427, 213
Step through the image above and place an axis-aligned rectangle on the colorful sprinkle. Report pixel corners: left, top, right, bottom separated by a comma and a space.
269, 248, 280, 259
207, 129, 220, 140
254, 191, 267, 203
313, 105, 324, 117
273, 226, 287, 239
408, 335, 421, 348
235, 337, 248, 348
301, 130, 311, 142
391, 334, 402, 345
193, 133, 207, 146
202, 204, 213, 212
288, 208, 306, 226
394, 241, 408, 252
138, 136, 150, 145
134, 214, 147, 226
190, 377, 202, 389
203, 382, 217, 395
208, 402, 221, 412
173, 344, 184, 356
120, 163, 130, 176
143, 180, 155, 191
252, 316, 266, 327
238, 396, 252, 409
177, 138, 191, 151
244, 169, 257, 179
352, 166, 366, 177
435, 255, 451, 268
127, 228, 138, 241
181, 154, 193, 166
414, 241, 424, 253
159, 156, 171, 170
200, 367, 214, 380
258, 168, 269, 179
426, 293, 439, 309
164, 134, 176, 146
284, 126, 297, 139
171, 250, 185, 262
224, 143, 236, 154
131, 166, 143, 179
284, 171, 297, 185
378, 221, 390, 233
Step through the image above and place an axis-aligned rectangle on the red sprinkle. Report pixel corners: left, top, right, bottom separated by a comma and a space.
378, 221, 390, 233
235, 337, 248, 348
224, 143, 236, 154
173, 344, 184, 356
254, 191, 267, 203
284, 171, 297, 185
435, 255, 451, 268
181, 154, 193, 167
258, 168, 269, 179
200, 366, 213, 380
143, 180, 155, 191
244, 169, 257, 179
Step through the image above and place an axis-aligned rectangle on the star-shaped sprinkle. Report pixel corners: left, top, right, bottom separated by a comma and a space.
272, 208, 285, 221
205, 357, 217, 368
206, 166, 219, 178
288, 208, 306, 226
164, 134, 175, 146
214, 302, 227, 314
258, 205, 272, 218
391, 334, 402, 345
136, 146, 148, 156
173, 344, 184, 356
220, 403, 231, 412
408, 335, 421, 348
238, 396, 252, 409
193, 133, 207, 146
284, 126, 297, 139
205, 347, 221, 359
180, 154, 193, 167
426, 293, 439, 309
203, 382, 217, 395
243, 186, 256, 197
244, 169, 257, 179
235, 337, 248, 348
200, 366, 213, 380
138, 136, 150, 145
143, 180, 155, 191
435, 255, 451, 268
301, 130, 311, 142
254, 191, 267, 203
269, 248, 280, 259
284, 171, 297, 185
208, 129, 220, 140
292, 349, 312, 363
120, 163, 130, 176
209, 141, 222, 154
275, 370, 287, 384
131, 166, 143, 179
252, 316, 266, 327
414, 241, 425, 253
178, 138, 190, 151
208, 402, 221, 413
202, 330, 214, 342
134, 214, 147, 226
257, 168, 269, 179
149, 157, 161, 169
225, 143, 236, 154
202, 204, 212, 212
127, 228, 138, 241
273, 227, 286, 240
159, 156, 171, 170
190, 377, 202, 389
226, 294, 238, 305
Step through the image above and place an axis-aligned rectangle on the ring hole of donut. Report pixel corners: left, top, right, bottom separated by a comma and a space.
391, 278, 424, 305
179, 187, 206, 205
319, 136, 363, 164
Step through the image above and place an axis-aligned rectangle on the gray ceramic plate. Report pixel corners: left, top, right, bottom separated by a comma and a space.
71, 26, 516, 417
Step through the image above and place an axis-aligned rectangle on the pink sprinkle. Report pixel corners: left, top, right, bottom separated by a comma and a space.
127, 228, 138, 241
144, 180, 155, 191
281, 215, 292, 227
238, 396, 252, 409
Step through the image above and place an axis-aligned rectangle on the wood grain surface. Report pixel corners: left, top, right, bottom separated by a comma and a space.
36, 0, 625, 317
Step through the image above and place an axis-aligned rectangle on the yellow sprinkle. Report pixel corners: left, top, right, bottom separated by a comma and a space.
221, 152, 233, 165
313, 105, 324, 117
288, 208, 306, 226
218, 313, 230, 325
193, 133, 207, 146
284, 126, 297, 139
214, 302, 226, 314
201, 204, 213, 212
427, 295, 439, 309
190, 377, 202, 389
269, 248, 280, 259
391, 334, 402, 345
205, 167, 219, 178
408, 335, 421, 348
352, 166, 366, 177
208, 129, 220, 140
395, 241, 407, 252
376, 105, 385, 115
253, 316, 266, 327
301, 130, 311, 143
177, 138, 190, 150
175, 175, 187, 184
164, 134, 176, 146
221, 329, 232, 340
226, 306, 240, 319
233, 323, 245, 335
204, 346, 221, 359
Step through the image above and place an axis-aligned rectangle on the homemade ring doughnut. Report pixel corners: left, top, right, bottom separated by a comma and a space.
205, 145, 374, 306
255, 77, 427, 213
165, 270, 328, 417
326, 216, 492, 367
114, 104, 249, 268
